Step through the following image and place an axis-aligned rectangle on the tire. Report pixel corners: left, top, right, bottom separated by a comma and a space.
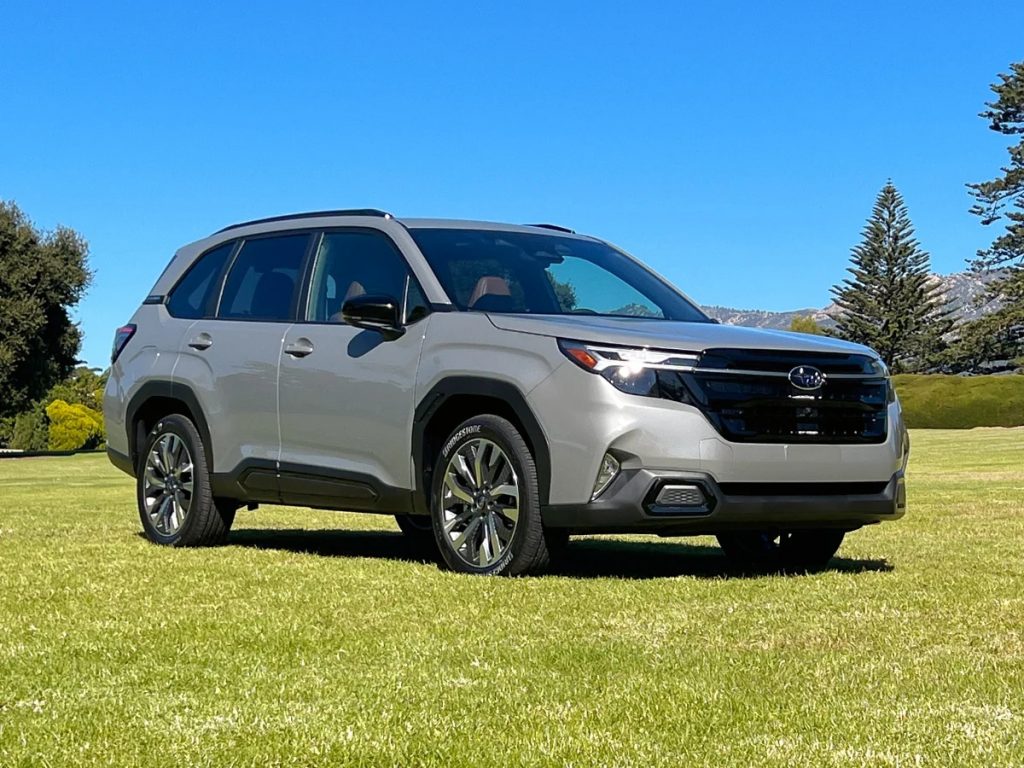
543, 527, 571, 558
430, 415, 552, 576
136, 413, 235, 547
716, 529, 845, 573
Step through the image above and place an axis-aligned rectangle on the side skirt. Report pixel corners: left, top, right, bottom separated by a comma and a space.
210, 459, 414, 515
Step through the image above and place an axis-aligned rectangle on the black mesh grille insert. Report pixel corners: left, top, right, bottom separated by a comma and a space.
666, 348, 890, 445
655, 485, 706, 506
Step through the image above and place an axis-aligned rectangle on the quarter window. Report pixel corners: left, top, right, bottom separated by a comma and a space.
166, 242, 233, 319
218, 234, 309, 321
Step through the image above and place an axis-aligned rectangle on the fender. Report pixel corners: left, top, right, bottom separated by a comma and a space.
125, 380, 214, 471
412, 376, 552, 513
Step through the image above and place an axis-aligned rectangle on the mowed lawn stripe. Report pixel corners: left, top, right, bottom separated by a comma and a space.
1, 429, 1022, 766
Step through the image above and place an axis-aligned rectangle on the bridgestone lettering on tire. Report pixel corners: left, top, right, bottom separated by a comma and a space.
431, 415, 553, 576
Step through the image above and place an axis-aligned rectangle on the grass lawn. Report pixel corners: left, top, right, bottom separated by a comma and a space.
1, 429, 1022, 767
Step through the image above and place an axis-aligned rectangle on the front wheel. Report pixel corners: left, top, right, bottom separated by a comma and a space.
716, 529, 845, 572
430, 415, 553, 576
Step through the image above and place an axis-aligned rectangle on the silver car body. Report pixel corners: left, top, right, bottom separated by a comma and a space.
105, 212, 908, 534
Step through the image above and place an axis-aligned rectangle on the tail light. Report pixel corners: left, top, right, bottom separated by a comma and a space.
111, 324, 137, 363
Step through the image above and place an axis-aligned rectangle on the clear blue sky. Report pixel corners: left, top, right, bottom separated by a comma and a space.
2, 1, 1022, 368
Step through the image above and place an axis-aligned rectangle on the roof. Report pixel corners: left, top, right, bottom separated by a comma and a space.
213, 210, 584, 238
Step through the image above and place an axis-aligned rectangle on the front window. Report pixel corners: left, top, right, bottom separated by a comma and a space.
408, 228, 709, 322
306, 230, 427, 324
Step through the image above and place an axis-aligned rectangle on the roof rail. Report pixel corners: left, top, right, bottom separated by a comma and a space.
215, 209, 393, 234
526, 223, 576, 234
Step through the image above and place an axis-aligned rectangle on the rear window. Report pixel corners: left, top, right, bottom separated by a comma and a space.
165, 242, 233, 319
217, 234, 309, 321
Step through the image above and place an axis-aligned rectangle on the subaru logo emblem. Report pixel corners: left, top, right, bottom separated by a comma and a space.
788, 365, 826, 391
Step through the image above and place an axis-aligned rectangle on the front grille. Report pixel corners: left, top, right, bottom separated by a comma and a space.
661, 348, 890, 445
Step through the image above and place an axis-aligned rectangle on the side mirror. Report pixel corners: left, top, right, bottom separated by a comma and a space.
341, 294, 405, 339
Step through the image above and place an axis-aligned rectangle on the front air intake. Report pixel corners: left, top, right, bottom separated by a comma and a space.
647, 482, 714, 516
654, 484, 707, 507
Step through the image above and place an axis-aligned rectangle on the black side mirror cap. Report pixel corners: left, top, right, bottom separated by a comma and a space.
341, 294, 405, 340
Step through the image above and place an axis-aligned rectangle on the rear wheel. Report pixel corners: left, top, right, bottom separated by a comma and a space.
716, 529, 845, 572
431, 415, 552, 576
137, 413, 235, 547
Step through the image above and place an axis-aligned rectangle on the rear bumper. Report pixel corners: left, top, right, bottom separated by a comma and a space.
542, 469, 906, 535
107, 447, 135, 477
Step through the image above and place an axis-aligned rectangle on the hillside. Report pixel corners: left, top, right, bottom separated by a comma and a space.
701, 271, 998, 330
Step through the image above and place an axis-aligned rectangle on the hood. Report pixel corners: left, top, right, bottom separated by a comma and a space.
485, 314, 876, 357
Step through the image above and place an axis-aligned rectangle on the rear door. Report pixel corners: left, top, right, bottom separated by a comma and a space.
172, 232, 313, 497
277, 228, 430, 509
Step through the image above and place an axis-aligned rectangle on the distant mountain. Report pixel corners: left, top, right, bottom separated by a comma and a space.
700, 271, 999, 330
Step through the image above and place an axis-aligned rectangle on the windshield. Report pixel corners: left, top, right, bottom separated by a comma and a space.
409, 228, 710, 322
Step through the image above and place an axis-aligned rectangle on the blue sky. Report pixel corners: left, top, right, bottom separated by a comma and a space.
2, 1, 1022, 368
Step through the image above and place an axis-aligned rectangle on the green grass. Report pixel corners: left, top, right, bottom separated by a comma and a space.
894, 373, 1024, 428
1, 430, 1023, 767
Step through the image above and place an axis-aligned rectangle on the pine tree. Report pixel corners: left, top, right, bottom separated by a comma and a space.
958, 60, 1024, 366
830, 182, 950, 372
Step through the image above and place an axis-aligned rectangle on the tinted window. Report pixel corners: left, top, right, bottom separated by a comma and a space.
409, 228, 710, 322
218, 234, 309, 321
306, 231, 424, 323
166, 242, 233, 319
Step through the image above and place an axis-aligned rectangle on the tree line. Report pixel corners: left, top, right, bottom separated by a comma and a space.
1, 60, 1022, 450
791, 61, 1024, 374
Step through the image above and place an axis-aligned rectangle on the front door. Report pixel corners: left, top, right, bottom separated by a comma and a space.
277, 229, 430, 509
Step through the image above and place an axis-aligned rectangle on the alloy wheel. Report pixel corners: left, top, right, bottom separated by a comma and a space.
439, 438, 520, 568
142, 433, 194, 536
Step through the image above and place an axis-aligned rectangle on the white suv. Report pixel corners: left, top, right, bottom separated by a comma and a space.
105, 209, 908, 575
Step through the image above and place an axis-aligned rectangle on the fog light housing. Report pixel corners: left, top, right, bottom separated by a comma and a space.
591, 453, 620, 500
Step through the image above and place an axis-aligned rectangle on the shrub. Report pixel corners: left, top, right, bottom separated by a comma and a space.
11, 402, 50, 451
0, 416, 13, 448
893, 374, 1024, 429
45, 399, 104, 451
789, 315, 825, 335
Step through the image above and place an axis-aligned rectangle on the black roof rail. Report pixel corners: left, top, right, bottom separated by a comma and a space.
215, 209, 393, 234
526, 223, 576, 234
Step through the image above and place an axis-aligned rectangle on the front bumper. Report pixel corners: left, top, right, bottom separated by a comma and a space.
527, 361, 908, 506
542, 469, 906, 535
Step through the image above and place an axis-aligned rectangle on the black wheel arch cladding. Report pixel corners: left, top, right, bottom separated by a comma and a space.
412, 376, 552, 511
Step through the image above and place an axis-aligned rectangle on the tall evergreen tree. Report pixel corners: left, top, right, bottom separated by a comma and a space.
830, 182, 949, 371
958, 60, 1024, 366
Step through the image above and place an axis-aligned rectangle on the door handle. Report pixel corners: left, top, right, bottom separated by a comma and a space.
187, 333, 213, 351
284, 338, 314, 358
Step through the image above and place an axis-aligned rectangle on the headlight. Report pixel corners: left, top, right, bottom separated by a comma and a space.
558, 339, 699, 397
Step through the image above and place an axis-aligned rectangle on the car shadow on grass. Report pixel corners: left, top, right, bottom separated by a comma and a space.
227, 528, 439, 565
223, 528, 893, 580
549, 538, 893, 579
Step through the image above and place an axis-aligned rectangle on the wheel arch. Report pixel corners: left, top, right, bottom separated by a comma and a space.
412, 376, 551, 513
125, 381, 213, 474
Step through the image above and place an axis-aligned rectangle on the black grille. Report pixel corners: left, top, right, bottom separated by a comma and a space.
664, 348, 889, 444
